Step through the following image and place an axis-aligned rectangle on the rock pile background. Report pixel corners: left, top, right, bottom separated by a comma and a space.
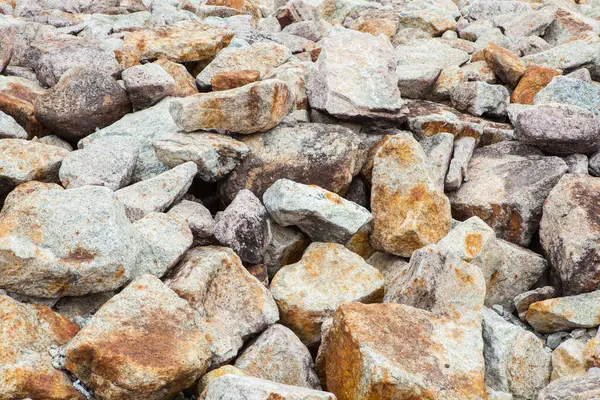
2, 0, 600, 399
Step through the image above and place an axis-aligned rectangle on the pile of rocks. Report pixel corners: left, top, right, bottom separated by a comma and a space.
2, 0, 600, 398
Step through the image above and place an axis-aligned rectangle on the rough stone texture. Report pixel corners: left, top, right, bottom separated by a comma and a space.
366, 251, 409, 285
122, 63, 176, 109
153, 58, 198, 97
211, 69, 261, 91
0, 138, 68, 197
540, 174, 600, 295
271, 242, 385, 346
483, 308, 552, 399
0, 74, 46, 138
234, 324, 320, 389
197, 365, 249, 395
396, 64, 441, 100
218, 123, 363, 204
396, 38, 470, 69
34, 67, 132, 141
59, 136, 139, 190
0, 294, 82, 400
115, 161, 197, 222
552, 338, 587, 380
167, 200, 215, 246
263, 223, 309, 279
585, 334, 600, 369
0, 182, 140, 298
511, 66, 562, 105
0, 110, 27, 139
521, 40, 595, 71
514, 103, 599, 155
537, 369, 600, 399
170, 79, 294, 134
445, 136, 476, 191
152, 131, 248, 182
420, 132, 454, 192
451, 82, 509, 118
323, 302, 487, 400
213, 189, 271, 264
65, 274, 211, 400
37, 135, 73, 151
308, 27, 404, 122
483, 43, 525, 87
534, 76, 600, 118
199, 375, 335, 399
563, 154, 589, 174
526, 291, 600, 333
514, 287, 556, 320
370, 132, 452, 257
263, 179, 372, 244
449, 142, 568, 247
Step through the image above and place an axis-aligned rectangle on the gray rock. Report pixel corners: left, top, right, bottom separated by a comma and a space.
567, 67, 593, 82
396, 64, 442, 100
534, 76, 600, 118
513, 287, 556, 320
59, 136, 139, 190
538, 369, 600, 399
551, 337, 588, 379
115, 161, 197, 222
462, 0, 532, 21
199, 375, 335, 399
167, 199, 215, 246
0, 111, 28, 139
445, 136, 476, 192
263, 179, 372, 244
493, 8, 554, 38
513, 36, 552, 56
527, 291, 600, 333
451, 82, 509, 118
152, 131, 249, 182
234, 324, 320, 389
563, 154, 590, 174
34, 67, 132, 141
366, 251, 409, 285
521, 40, 595, 71
122, 63, 176, 109
590, 151, 600, 176
307, 27, 404, 122
395, 38, 470, 69
37, 135, 73, 151
213, 189, 272, 264
546, 331, 570, 350
420, 132, 454, 193
263, 223, 309, 279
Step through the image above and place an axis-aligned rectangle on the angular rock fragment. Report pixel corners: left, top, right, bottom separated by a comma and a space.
483, 43, 525, 87
115, 161, 197, 222
514, 286, 556, 320
445, 136, 476, 191
526, 291, 600, 333
167, 199, 215, 246
0, 110, 27, 139
537, 369, 600, 400
420, 132, 454, 192
263, 179, 372, 244
211, 69, 261, 91
263, 223, 309, 278
122, 63, 176, 109
170, 79, 294, 134
37, 135, 73, 151
200, 375, 335, 399
153, 58, 198, 97
511, 66, 561, 105
271, 242, 385, 346
521, 40, 595, 71
534, 76, 600, 118
563, 154, 589, 174
65, 274, 211, 400
366, 251, 409, 284
396, 64, 441, 100
451, 82, 509, 118
552, 338, 587, 380
396, 38, 470, 69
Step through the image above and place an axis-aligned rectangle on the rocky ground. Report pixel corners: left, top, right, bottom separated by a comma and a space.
3, 0, 600, 399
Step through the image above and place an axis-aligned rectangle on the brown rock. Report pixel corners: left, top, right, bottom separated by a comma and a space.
211, 69, 261, 91
153, 59, 198, 97
0, 75, 46, 137
511, 66, 562, 104
484, 42, 525, 87
356, 19, 398, 39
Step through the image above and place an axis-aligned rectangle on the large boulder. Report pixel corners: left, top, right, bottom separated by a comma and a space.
526, 291, 600, 333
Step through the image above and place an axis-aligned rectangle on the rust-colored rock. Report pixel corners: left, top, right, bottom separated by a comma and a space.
153, 59, 198, 97
356, 19, 398, 39
211, 69, 261, 91
484, 42, 525, 87
0, 76, 46, 137
511, 66, 562, 104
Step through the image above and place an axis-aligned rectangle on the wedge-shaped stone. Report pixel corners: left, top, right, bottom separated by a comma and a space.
167, 200, 215, 246
526, 291, 600, 333
264, 223, 310, 279
200, 375, 335, 399
534, 76, 600, 118
538, 369, 600, 399
553, 338, 587, 380
521, 40, 595, 71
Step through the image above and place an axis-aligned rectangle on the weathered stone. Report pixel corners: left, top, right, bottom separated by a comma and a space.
170, 79, 294, 134
271, 242, 385, 346
235, 324, 320, 389
538, 369, 600, 399
544, 8, 597, 46
396, 38, 470, 69
199, 375, 335, 399
527, 291, 600, 333
521, 40, 595, 71
53, 291, 116, 328
566, 67, 592, 83
366, 251, 409, 285
484, 43, 525, 87
449, 142, 568, 247
152, 131, 248, 182
511, 66, 562, 105
0, 110, 27, 139
552, 338, 588, 380
59, 136, 138, 190
0, 295, 82, 400
122, 63, 175, 109
263, 60, 311, 118
514, 36, 552, 57
540, 174, 600, 295
213, 189, 271, 264
167, 199, 215, 246
115, 161, 196, 222
462, 0, 531, 20
493, 8, 554, 38
445, 136, 476, 191
218, 123, 363, 204
263, 179, 372, 244
420, 132, 454, 192
153, 58, 198, 97
65, 274, 211, 400
0, 182, 140, 298
36, 135, 73, 151
585, 334, 600, 369
197, 365, 249, 395
397, 7, 456, 36
534, 76, 600, 118
371, 133, 452, 257
396, 64, 441, 100
263, 223, 309, 279
461, 60, 497, 83
308, 27, 404, 121
451, 81, 509, 118
211, 69, 261, 91
34, 67, 132, 141
514, 286, 557, 320
122, 21, 233, 67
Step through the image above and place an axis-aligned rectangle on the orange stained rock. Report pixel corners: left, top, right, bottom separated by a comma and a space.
511, 66, 562, 104
211, 70, 261, 91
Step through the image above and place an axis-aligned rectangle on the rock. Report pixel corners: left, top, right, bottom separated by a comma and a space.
197, 365, 249, 394
34, 67, 132, 141
445, 136, 476, 191
153, 58, 198, 97
132, 212, 192, 278
0, 75, 46, 138
370, 132, 452, 257
397, 65, 442, 100
521, 40, 595, 71
199, 375, 335, 399
270, 242, 385, 346
196, 42, 291, 90
585, 334, 600, 369
37, 135, 73, 151
540, 174, 600, 295
122, 63, 176, 109
552, 338, 587, 380
514, 286, 557, 320
537, 369, 600, 399
65, 274, 211, 400
165, 246, 279, 357
122, 21, 233, 67
526, 291, 600, 333
53, 291, 116, 328
493, 8, 554, 38
115, 161, 197, 222
511, 66, 562, 105
218, 123, 363, 204
263, 223, 309, 279
263, 179, 372, 244
59, 136, 139, 190
323, 302, 487, 399
483, 307, 552, 399
461, 61, 497, 84
170, 79, 294, 134
451, 82, 509, 118
167, 200, 215, 246
0, 295, 82, 400
213, 189, 271, 264
397, 7, 456, 36
534, 76, 600, 118
483, 42, 525, 87
0, 182, 140, 298
396, 38, 470, 69
0, 138, 68, 197
0, 110, 27, 139
211, 69, 261, 91
544, 8, 597, 46
234, 324, 320, 389
307, 27, 404, 122
428, 65, 467, 102
463, 0, 531, 20
152, 131, 249, 182
566, 68, 592, 83
449, 142, 568, 247
420, 132, 454, 192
